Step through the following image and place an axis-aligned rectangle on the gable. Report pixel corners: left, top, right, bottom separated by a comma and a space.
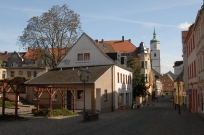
57, 33, 114, 68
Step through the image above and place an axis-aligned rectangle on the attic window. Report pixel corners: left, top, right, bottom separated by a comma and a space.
78, 54, 83, 61
84, 53, 90, 60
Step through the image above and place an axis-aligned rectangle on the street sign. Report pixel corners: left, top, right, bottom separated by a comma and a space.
186, 90, 191, 95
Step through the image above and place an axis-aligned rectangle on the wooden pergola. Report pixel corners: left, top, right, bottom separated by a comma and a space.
30, 85, 76, 116
0, 77, 76, 117
0, 77, 28, 117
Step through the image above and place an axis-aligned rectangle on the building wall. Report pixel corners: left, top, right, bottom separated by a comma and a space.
5, 68, 47, 78
162, 76, 174, 93
150, 40, 161, 74
7, 52, 23, 67
187, 29, 198, 113
195, 9, 204, 115
113, 65, 132, 110
0, 68, 7, 79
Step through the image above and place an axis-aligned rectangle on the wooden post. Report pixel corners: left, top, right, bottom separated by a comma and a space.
15, 92, 18, 117
37, 90, 40, 112
2, 83, 6, 116
72, 90, 75, 112
61, 90, 64, 109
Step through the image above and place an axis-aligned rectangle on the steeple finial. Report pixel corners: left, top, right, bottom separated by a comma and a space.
153, 27, 156, 39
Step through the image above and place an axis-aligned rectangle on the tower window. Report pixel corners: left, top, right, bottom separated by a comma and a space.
154, 53, 156, 57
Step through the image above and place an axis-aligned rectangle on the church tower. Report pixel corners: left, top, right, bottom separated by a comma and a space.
150, 27, 161, 74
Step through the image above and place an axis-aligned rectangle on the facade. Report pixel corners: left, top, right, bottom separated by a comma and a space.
26, 33, 133, 113
137, 42, 152, 105
182, 31, 189, 108
150, 28, 161, 74
184, 24, 198, 114
102, 37, 153, 107
161, 71, 174, 94
193, 5, 204, 115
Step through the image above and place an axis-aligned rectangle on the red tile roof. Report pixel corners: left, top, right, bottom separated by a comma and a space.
101, 40, 138, 58
102, 40, 136, 53
23, 48, 68, 60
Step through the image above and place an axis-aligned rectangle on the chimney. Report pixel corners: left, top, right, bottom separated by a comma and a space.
122, 36, 124, 42
129, 39, 131, 42
28, 47, 31, 51
4, 51, 8, 55
101, 39, 104, 43
95, 39, 99, 44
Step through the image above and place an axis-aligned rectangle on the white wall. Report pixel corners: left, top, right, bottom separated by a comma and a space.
114, 65, 132, 109
57, 34, 114, 68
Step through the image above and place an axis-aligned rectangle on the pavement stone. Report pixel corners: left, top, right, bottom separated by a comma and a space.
0, 95, 204, 135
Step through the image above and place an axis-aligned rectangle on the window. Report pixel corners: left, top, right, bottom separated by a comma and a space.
120, 73, 122, 83
78, 54, 83, 61
104, 90, 107, 101
117, 72, 119, 83
52, 93, 57, 101
34, 71, 37, 77
11, 62, 18, 67
19, 71, 23, 76
2, 71, 6, 79
84, 53, 90, 60
33, 91, 37, 100
27, 71, 31, 77
123, 74, 125, 83
141, 61, 147, 68
154, 53, 156, 57
10, 71, 14, 77
77, 90, 83, 99
118, 93, 123, 106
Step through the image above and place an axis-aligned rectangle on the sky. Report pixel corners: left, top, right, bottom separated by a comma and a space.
0, 0, 202, 73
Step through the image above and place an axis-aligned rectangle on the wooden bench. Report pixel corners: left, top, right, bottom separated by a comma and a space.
85, 112, 99, 121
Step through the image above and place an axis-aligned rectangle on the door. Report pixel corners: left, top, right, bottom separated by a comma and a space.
67, 90, 72, 110
96, 89, 101, 111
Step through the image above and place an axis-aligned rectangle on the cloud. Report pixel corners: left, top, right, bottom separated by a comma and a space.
178, 22, 191, 30
81, 13, 178, 29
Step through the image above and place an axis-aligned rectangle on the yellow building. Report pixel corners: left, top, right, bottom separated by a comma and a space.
174, 70, 186, 106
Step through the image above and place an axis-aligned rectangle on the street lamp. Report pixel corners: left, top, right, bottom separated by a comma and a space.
78, 67, 91, 121
176, 81, 181, 114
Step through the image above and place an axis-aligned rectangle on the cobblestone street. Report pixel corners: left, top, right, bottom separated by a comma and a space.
0, 95, 204, 135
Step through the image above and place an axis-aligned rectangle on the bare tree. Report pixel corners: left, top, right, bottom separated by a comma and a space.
18, 4, 82, 69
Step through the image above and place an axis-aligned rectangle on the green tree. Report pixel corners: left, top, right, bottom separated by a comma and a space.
0, 60, 3, 68
127, 57, 149, 98
18, 4, 82, 69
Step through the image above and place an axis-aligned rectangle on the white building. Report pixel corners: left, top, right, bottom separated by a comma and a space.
150, 28, 161, 74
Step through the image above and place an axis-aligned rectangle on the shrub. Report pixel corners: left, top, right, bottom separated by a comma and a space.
33, 108, 77, 117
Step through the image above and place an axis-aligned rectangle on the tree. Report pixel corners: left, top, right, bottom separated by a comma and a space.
18, 4, 82, 69
127, 57, 149, 98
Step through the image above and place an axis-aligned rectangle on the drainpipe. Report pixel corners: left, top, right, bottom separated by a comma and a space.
111, 66, 115, 112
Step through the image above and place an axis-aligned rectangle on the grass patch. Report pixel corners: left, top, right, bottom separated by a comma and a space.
0, 98, 15, 107
33, 108, 78, 117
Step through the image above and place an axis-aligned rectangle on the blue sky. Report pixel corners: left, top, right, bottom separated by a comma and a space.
0, 0, 202, 73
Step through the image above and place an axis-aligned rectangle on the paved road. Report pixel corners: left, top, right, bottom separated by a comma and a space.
0, 95, 204, 135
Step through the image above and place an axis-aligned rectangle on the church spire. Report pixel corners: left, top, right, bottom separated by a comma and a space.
153, 26, 156, 39
150, 27, 160, 44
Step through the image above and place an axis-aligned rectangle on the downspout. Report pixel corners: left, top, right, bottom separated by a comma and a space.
111, 65, 115, 112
